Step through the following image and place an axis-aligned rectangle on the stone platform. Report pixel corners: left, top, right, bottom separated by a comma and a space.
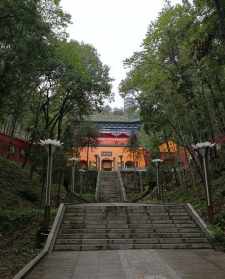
26, 249, 225, 279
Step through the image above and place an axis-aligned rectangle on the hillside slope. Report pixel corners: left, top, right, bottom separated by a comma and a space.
0, 157, 40, 210
0, 157, 42, 278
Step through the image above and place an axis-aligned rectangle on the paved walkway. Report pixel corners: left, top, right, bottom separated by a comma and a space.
26, 249, 225, 279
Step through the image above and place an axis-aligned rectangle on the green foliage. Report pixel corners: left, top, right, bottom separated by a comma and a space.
213, 211, 225, 229
0, 0, 112, 143
0, 209, 40, 232
209, 225, 225, 248
120, 0, 225, 153
77, 122, 99, 147
0, 157, 40, 210
79, 192, 96, 202
0, 0, 70, 117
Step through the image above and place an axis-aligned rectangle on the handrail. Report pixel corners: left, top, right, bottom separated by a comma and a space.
13, 203, 65, 279
95, 171, 101, 201
185, 203, 213, 240
117, 169, 128, 202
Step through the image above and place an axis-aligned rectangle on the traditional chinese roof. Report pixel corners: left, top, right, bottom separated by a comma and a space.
88, 113, 133, 122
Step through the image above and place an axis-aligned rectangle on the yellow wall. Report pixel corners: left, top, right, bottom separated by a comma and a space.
159, 140, 177, 153
78, 146, 146, 170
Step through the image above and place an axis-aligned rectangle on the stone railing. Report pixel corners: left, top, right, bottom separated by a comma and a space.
117, 170, 128, 202
95, 171, 101, 202
13, 203, 65, 279
185, 203, 212, 240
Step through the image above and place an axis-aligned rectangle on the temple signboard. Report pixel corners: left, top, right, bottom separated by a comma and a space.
101, 151, 112, 157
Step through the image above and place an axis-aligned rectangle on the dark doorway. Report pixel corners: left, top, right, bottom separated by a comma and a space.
125, 161, 135, 168
102, 160, 113, 171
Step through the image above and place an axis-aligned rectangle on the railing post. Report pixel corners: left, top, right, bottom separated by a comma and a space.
117, 169, 127, 202
95, 171, 101, 202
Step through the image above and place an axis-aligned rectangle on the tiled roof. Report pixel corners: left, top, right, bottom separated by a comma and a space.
87, 113, 140, 123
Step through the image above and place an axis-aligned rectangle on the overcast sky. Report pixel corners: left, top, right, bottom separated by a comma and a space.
61, 0, 181, 108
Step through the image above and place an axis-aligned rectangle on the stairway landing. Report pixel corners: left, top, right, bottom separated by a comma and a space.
25, 249, 225, 279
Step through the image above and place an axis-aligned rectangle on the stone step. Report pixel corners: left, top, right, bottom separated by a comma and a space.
56, 204, 210, 251
63, 215, 190, 222
101, 191, 120, 194
64, 213, 190, 219
61, 227, 201, 234
61, 224, 198, 231
101, 192, 120, 194
65, 211, 190, 219
127, 211, 188, 215
64, 212, 191, 220
62, 220, 194, 225
58, 232, 205, 239
101, 184, 119, 186
101, 196, 121, 199
54, 242, 211, 251
65, 206, 186, 211
103, 199, 122, 201
102, 197, 121, 199
65, 207, 186, 211
56, 237, 209, 245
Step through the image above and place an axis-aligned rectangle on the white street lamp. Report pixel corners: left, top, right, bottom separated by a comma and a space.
40, 139, 62, 229
192, 141, 215, 222
69, 157, 80, 193
152, 159, 164, 201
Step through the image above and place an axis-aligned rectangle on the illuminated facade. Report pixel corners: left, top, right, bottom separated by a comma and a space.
78, 120, 149, 171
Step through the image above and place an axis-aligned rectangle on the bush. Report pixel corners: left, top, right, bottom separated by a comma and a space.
0, 157, 41, 209
209, 225, 225, 248
0, 209, 40, 233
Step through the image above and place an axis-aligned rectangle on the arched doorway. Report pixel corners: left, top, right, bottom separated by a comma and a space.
125, 161, 135, 168
102, 159, 113, 171
80, 160, 88, 169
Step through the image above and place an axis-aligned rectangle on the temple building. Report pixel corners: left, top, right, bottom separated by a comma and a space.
159, 140, 189, 168
78, 116, 149, 171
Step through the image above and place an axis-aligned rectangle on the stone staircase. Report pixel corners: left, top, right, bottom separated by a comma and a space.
97, 171, 122, 202
54, 204, 211, 251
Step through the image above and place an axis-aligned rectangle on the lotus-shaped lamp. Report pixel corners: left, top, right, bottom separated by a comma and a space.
192, 142, 215, 150
40, 139, 63, 147
152, 159, 163, 163
69, 157, 80, 162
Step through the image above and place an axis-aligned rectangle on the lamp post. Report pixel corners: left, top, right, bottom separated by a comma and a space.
69, 157, 80, 193
40, 139, 62, 230
152, 159, 164, 201
192, 142, 215, 222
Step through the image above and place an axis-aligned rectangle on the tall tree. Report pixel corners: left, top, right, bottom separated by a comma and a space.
75, 122, 99, 170
0, 0, 70, 118
120, 0, 225, 180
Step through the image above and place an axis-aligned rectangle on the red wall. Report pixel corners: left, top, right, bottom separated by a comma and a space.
97, 133, 129, 145
0, 133, 29, 163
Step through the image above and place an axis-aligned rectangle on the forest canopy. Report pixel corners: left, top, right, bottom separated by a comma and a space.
120, 0, 225, 150
0, 0, 112, 140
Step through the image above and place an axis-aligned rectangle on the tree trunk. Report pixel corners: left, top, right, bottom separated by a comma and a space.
214, 0, 225, 42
